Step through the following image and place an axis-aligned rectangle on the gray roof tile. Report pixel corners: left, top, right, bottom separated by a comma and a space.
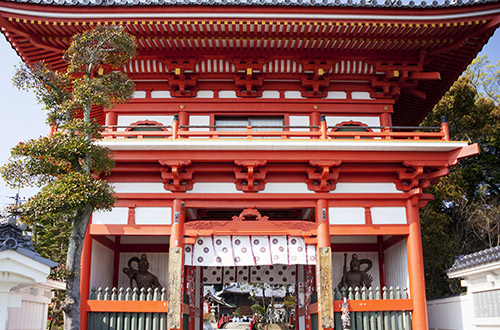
6, 0, 500, 8
447, 245, 500, 274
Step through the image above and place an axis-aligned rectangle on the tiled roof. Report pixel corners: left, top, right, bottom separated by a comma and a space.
7, 0, 500, 8
447, 245, 500, 274
0, 218, 58, 268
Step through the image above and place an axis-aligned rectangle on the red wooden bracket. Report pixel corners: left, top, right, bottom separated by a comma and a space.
159, 160, 194, 192
234, 160, 267, 192
306, 160, 342, 192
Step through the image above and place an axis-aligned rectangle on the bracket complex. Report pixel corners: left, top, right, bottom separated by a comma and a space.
159, 160, 194, 192
395, 161, 450, 191
306, 160, 342, 192
234, 160, 267, 192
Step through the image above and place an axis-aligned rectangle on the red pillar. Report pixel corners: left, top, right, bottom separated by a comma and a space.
377, 236, 387, 288
316, 199, 333, 330
80, 224, 92, 330
105, 110, 117, 127
406, 197, 429, 330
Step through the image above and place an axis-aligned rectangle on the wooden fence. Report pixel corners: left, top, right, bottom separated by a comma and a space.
87, 287, 167, 330
332, 286, 413, 330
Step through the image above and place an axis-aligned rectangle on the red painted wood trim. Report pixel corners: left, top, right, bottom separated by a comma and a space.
93, 235, 115, 250
331, 243, 378, 252
90, 224, 172, 236
333, 299, 413, 312
330, 225, 409, 236
119, 244, 170, 253
382, 235, 406, 250
86, 300, 168, 313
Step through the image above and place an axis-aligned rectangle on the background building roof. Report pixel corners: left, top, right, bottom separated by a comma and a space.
447, 245, 500, 274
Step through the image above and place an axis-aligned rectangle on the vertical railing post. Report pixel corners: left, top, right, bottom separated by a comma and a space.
320, 114, 327, 140
172, 114, 179, 140
440, 116, 450, 141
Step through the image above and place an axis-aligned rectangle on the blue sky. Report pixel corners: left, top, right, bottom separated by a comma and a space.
0, 29, 499, 210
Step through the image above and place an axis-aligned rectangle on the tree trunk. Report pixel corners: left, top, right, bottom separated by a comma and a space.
63, 203, 93, 330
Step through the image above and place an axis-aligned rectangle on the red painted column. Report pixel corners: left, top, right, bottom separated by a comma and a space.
80, 224, 92, 330
170, 199, 185, 248
316, 199, 333, 330
380, 111, 392, 127
105, 111, 118, 127
112, 236, 121, 288
377, 236, 387, 288
406, 197, 429, 330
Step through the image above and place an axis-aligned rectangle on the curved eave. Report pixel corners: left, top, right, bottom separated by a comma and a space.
1, 1, 500, 125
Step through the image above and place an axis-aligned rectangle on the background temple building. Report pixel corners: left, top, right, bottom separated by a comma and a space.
1, 0, 500, 329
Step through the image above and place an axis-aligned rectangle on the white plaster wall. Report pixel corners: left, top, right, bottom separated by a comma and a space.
7, 288, 52, 330
195, 90, 214, 98
135, 207, 172, 225
189, 115, 210, 131
262, 182, 311, 193
261, 91, 280, 99
332, 252, 380, 289
351, 91, 374, 100
188, 182, 240, 193
92, 207, 129, 225
113, 182, 167, 193
331, 182, 399, 194
118, 252, 169, 291
284, 91, 305, 99
219, 90, 236, 98
371, 207, 407, 224
427, 294, 472, 330
289, 116, 310, 139
384, 240, 409, 290
325, 116, 380, 129
116, 115, 174, 131
325, 91, 347, 99
90, 240, 114, 291
151, 90, 172, 98
133, 91, 146, 98
329, 207, 365, 225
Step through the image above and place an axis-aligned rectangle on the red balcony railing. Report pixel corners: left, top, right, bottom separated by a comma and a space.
101, 116, 450, 142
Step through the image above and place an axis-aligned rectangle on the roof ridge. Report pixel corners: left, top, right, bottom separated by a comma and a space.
7, 0, 500, 8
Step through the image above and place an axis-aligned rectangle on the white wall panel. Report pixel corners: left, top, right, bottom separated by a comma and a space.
262, 182, 311, 193
118, 252, 169, 291
189, 115, 210, 131
332, 252, 380, 289
219, 90, 237, 98
325, 116, 380, 128
326, 91, 347, 99
113, 182, 168, 193
261, 90, 280, 98
384, 239, 409, 290
188, 182, 240, 193
284, 91, 305, 99
371, 207, 407, 224
133, 91, 146, 98
329, 207, 365, 225
90, 240, 114, 291
92, 207, 128, 224
351, 91, 373, 100
116, 115, 174, 130
289, 116, 310, 131
331, 182, 399, 194
195, 90, 214, 98
151, 90, 172, 98
135, 207, 172, 225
